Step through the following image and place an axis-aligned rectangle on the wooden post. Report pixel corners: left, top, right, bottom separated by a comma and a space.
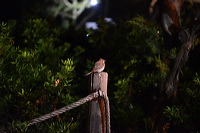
89, 72, 108, 133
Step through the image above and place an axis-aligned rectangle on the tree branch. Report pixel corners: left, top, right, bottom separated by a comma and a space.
161, 24, 200, 99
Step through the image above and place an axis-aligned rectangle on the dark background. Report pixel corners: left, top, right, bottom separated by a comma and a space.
0, 0, 149, 22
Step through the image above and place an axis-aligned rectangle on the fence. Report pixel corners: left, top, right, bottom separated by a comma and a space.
28, 72, 110, 133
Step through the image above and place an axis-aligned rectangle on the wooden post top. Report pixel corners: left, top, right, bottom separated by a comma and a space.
90, 72, 108, 95
89, 72, 108, 133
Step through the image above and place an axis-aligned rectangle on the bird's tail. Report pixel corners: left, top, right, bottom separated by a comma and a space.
84, 71, 92, 76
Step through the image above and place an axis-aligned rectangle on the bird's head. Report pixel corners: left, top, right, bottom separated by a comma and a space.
99, 58, 106, 63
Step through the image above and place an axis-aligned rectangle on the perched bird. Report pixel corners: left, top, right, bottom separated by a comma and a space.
85, 58, 106, 76
160, 0, 184, 35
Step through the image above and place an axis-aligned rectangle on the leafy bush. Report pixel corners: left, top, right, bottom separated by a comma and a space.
84, 16, 200, 132
0, 19, 84, 132
0, 16, 200, 132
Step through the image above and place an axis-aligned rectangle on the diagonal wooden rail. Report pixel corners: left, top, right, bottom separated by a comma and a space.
27, 72, 110, 133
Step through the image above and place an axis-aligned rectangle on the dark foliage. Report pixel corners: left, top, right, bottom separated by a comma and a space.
0, 4, 200, 132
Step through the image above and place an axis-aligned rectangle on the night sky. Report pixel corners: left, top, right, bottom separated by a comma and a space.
0, 0, 149, 22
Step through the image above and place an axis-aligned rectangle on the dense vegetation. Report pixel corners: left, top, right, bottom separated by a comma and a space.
0, 15, 200, 132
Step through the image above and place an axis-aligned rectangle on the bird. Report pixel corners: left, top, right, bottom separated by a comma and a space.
161, 0, 184, 35
85, 58, 106, 76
